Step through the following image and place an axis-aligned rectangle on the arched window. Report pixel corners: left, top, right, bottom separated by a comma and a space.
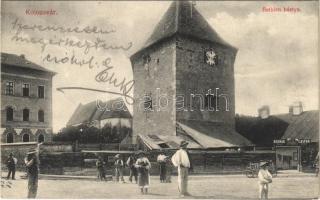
22, 133, 30, 142
38, 110, 44, 122
6, 107, 13, 121
23, 108, 29, 121
6, 132, 13, 143
38, 134, 44, 143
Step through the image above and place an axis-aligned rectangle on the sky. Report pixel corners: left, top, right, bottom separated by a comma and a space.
1, 1, 318, 132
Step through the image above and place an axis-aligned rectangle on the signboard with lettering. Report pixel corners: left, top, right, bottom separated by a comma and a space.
298, 139, 311, 144
273, 139, 286, 144
274, 138, 311, 145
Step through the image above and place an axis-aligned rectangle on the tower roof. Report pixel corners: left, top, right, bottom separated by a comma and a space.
133, 1, 235, 57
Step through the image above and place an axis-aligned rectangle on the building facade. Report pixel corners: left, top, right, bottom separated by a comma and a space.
130, 1, 250, 148
1, 53, 56, 143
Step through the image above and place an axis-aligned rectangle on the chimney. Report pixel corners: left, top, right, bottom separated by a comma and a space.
290, 101, 303, 115
258, 105, 270, 119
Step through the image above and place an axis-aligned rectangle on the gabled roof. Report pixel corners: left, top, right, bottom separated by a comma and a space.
67, 98, 132, 126
178, 120, 252, 148
1, 52, 56, 75
67, 101, 98, 126
138, 120, 251, 150
98, 98, 132, 120
132, 1, 235, 58
138, 133, 202, 150
281, 110, 319, 142
235, 110, 319, 146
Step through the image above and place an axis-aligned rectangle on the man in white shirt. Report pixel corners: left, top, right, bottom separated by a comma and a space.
171, 141, 191, 197
258, 161, 272, 199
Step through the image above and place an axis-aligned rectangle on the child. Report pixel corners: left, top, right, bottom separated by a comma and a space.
258, 161, 272, 200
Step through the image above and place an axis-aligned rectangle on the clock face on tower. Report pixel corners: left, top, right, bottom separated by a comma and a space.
205, 50, 218, 66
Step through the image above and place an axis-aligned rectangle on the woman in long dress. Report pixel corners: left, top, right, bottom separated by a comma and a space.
135, 151, 151, 194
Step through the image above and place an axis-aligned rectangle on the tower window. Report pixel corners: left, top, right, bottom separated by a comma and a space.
6, 107, 13, 121
144, 93, 153, 111
38, 110, 44, 122
205, 94, 218, 110
23, 108, 30, 121
22, 83, 30, 97
143, 55, 151, 77
5, 82, 14, 95
38, 86, 45, 98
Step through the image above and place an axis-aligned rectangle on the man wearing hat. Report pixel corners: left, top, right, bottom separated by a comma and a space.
6, 152, 17, 180
258, 161, 272, 199
24, 149, 39, 198
157, 150, 167, 183
114, 154, 125, 183
171, 141, 191, 197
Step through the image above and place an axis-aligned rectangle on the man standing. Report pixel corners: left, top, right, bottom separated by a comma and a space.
114, 154, 125, 183
24, 149, 39, 198
126, 154, 137, 183
172, 141, 191, 197
96, 156, 106, 181
258, 161, 272, 200
6, 153, 16, 180
157, 151, 167, 183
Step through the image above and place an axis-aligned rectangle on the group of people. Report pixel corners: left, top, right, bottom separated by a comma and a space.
95, 140, 192, 196
95, 150, 152, 194
6, 140, 276, 199
6, 149, 39, 198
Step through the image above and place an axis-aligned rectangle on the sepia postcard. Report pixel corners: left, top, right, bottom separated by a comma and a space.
0, 0, 319, 199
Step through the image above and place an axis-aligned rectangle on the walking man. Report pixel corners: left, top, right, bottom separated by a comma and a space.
6, 153, 17, 180
126, 154, 138, 183
24, 149, 39, 198
172, 141, 191, 197
114, 154, 125, 183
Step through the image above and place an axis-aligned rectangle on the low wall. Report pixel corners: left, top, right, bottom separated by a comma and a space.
39, 152, 84, 175
1, 142, 275, 175
1, 142, 38, 170
77, 143, 136, 151
38, 150, 275, 175
41, 142, 74, 153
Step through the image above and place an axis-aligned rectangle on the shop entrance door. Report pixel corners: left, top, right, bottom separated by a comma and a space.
276, 146, 300, 170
